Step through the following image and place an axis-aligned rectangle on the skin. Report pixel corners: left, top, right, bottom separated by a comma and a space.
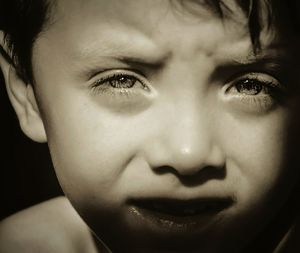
1, 0, 300, 252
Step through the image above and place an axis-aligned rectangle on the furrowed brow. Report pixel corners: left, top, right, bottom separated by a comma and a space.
80, 55, 168, 80
211, 46, 293, 84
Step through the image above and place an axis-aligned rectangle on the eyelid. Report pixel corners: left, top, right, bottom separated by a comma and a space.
223, 72, 284, 93
218, 71, 288, 114
89, 69, 149, 88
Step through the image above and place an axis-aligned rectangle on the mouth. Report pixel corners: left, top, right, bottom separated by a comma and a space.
127, 197, 234, 232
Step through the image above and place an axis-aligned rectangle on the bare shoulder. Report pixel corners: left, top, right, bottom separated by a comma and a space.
0, 196, 98, 253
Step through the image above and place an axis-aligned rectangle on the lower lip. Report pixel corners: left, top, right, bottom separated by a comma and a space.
128, 203, 230, 234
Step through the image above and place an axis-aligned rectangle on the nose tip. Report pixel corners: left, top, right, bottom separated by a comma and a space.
172, 146, 205, 176
142, 99, 225, 177
169, 145, 225, 176
145, 139, 225, 177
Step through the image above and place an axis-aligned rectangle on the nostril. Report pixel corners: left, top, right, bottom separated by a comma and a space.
153, 165, 179, 175
141, 130, 226, 180
178, 165, 226, 186
153, 165, 226, 186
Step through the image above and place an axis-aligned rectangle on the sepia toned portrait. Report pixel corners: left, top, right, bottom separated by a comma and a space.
1, 0, 300, 252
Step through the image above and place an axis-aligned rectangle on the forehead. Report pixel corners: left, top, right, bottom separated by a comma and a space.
39, 0, 251, 60
50, 0, 245, 25
31, 0, 294, 87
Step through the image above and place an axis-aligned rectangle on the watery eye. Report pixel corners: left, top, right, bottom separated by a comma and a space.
108, 75, 137, 89
223, 72, 286, 113
235, 79, 263, 95
89, 70, 154, 113
91, 70, 149, 92
227, 73, 281, 98
90, 70, 151, 99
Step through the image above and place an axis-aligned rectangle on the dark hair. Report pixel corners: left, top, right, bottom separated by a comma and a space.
0, 0, 53, 83
0, 0, 299, 84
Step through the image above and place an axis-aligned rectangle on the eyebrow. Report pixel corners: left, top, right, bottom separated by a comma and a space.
76, 54, 170, 80
111, 55, 168, 69
211, 47, 293, 83
229, 56, 288, 71
70, 28, 172, 79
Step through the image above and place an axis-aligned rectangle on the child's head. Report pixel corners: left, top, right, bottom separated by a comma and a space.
1, 0, 300, 252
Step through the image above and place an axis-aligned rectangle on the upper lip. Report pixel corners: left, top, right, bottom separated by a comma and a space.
128, 197, 234, 217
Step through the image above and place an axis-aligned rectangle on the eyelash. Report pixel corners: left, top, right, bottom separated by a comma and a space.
224, 72, 285, 112
90, 70, 149, 97
90, 69, 285, 113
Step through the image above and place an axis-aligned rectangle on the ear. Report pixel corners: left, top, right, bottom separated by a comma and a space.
0, 31, 47, 143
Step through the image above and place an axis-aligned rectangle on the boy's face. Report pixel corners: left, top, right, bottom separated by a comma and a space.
28, 0, 299, 252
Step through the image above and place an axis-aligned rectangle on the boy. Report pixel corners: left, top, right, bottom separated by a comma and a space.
0, 0, 300, 252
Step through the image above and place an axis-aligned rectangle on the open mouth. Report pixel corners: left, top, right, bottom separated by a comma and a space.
131, 198, 232, 217
128, 197, 234, 231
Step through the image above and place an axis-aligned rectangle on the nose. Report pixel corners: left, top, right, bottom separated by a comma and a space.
143, 102, 225, 177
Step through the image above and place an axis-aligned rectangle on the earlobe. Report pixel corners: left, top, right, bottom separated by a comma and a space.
0, 31, 47, 143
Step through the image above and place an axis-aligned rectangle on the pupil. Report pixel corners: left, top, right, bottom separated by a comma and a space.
110, 76, 136, 88
236, 79, 262, 95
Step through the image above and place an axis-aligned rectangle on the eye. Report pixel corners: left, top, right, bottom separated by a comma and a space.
223, 72, 286, 113
97, 74, 139, 89
90, 70, 150, 96
108, 75, 137, 89
235, 79, 264, 95
88, 69, 155, 113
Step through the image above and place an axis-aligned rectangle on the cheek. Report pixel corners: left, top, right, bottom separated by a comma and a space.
39, 87, 156, 203
219, 109, 295, 207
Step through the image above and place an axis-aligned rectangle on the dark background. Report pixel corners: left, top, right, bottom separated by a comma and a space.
0, 71, 62, 221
